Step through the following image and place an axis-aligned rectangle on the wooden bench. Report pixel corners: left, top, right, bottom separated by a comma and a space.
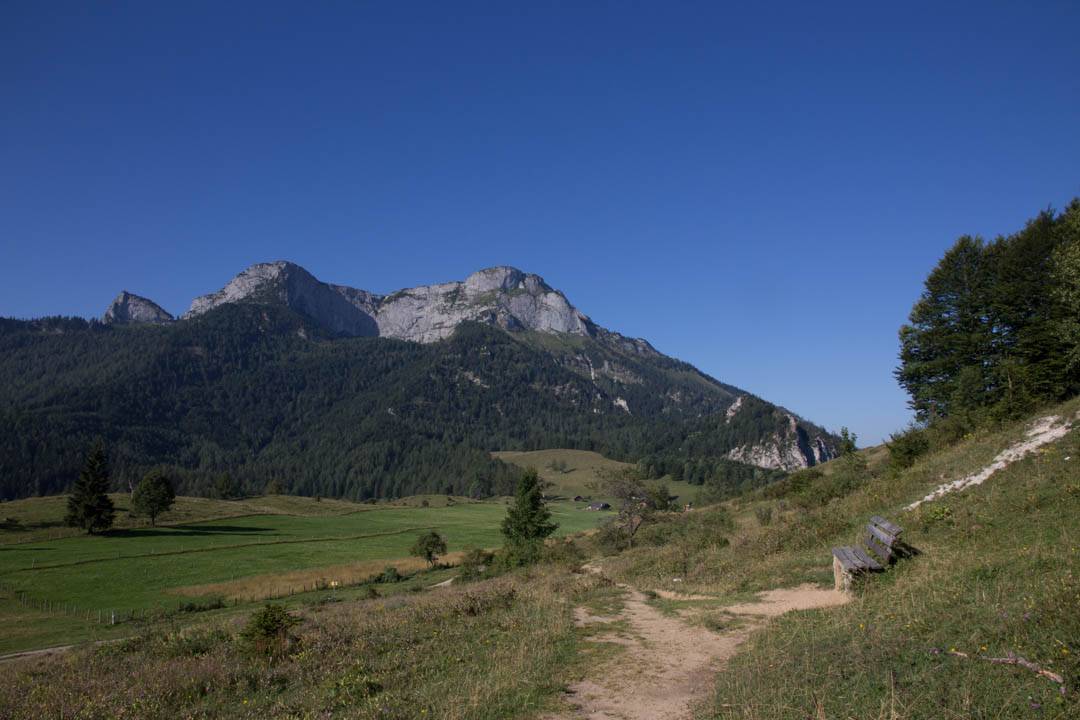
831, 516, 903, 592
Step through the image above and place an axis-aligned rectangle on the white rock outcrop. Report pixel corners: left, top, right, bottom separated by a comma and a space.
182, 262, 600, 344
726, 412, 837, 471
103, 291, 174, 325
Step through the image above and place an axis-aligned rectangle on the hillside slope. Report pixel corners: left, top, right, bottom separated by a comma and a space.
594, 398, 1080, 718
0, 302, 830, 500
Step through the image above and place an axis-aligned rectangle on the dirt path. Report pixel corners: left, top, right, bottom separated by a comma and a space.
554, 575, 848, 720
0, 644, 77, 664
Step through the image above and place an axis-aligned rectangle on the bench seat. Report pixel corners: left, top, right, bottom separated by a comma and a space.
832, 516, 903, 591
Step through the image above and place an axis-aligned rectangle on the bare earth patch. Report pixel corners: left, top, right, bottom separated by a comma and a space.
553, 576, 848, 720
906, 412, 1078, 510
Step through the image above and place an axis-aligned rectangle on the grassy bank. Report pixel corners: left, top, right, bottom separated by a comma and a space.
584, 397, 1080, 718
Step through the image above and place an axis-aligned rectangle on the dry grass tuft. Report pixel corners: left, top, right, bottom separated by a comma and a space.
170, 552, 468, 601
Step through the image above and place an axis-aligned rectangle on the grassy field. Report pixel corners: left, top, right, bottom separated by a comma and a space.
493, 448, 702, 504
0, 495, 606, 653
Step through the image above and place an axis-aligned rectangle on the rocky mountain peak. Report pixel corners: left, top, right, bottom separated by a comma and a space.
181, 261, 598, 343
103, 291, 174, 325
463, 266, 531, 293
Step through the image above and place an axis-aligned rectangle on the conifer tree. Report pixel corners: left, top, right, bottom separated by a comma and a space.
500, 468, 557, 565
64, 440, 115, 534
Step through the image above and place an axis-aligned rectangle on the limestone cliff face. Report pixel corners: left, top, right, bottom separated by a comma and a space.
183, 262, 379, 337
724, 402, 837, 471
183, 263, 599, 344
103, 291, 174, 325
373, 266, 594, 342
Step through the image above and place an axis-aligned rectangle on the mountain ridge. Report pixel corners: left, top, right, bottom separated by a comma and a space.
95, 261, 838, 473
0, 262, 839, 501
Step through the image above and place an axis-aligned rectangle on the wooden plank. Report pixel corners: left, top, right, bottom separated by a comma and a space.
870, 515, 903, 537
830, 548, 856, 571
851, 545, 883, 571
864, 532, 892, 564
867, 522, 900, 549
832, 546, 868, 572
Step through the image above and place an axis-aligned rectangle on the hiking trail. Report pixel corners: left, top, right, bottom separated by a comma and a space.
551, 566, 848, 720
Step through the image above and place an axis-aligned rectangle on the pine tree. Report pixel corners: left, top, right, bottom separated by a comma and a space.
64, 441, 115, 534
500, 468, 557, 565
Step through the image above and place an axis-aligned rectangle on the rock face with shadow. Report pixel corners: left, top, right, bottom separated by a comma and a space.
180, 262, 597, 344
103, 291, 174, 325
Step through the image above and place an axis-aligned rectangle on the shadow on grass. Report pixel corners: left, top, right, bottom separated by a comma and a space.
103, 525, 277, 538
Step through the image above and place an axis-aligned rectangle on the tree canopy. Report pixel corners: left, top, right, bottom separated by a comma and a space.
410, 531, 447, 568
0, 307, 817, 502
131, 469, 176, 525
897, 200, 1080, 424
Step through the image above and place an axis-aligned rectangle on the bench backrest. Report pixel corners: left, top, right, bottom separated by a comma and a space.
864, 517, 903, 564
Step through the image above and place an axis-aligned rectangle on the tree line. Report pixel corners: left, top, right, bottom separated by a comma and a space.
892, 199, 1080, 461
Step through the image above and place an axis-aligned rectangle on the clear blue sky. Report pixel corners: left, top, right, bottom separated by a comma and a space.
3, 2, 1079, 445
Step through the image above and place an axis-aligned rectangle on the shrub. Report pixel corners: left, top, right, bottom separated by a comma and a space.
379, 566, 402, 583
542, 538, 584, 567
159, 626, 232, 658
239, 604, 300, 659
754, 505, 773, 526
176, 596, 226, 614
887, 424, 930, 470
458, 547, 495, 582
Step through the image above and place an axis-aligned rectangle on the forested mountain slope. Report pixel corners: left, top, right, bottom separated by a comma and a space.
0, 264, 838, 500
0, 306, 826, 500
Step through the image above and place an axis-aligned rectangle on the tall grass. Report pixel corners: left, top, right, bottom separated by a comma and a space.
0, 567, 609, 719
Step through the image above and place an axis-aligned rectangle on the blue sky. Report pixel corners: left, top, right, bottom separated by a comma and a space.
3, 2, 1079, 444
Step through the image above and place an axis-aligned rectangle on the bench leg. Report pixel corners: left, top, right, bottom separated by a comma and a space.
832, 556, 851, 592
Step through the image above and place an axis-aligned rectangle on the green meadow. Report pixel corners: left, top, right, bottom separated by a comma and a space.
0, 495, 605, 653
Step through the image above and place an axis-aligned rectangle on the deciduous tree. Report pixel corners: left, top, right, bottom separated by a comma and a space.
132, 469, 176, 525
410, 530, 447, 567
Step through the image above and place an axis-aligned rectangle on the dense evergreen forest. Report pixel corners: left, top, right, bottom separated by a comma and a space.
0, 305, 797, 500
892, 199, 1080, 458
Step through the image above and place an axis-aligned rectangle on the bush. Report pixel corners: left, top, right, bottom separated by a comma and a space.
887, 424, 930, 470
542, 538, 584, 567
239, 604, 300, 659
754, 505, 773, 526
458, 547, 495, 582
159, 626, 232, 658
379, 566, 402, 583
176, 596, 226, 614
